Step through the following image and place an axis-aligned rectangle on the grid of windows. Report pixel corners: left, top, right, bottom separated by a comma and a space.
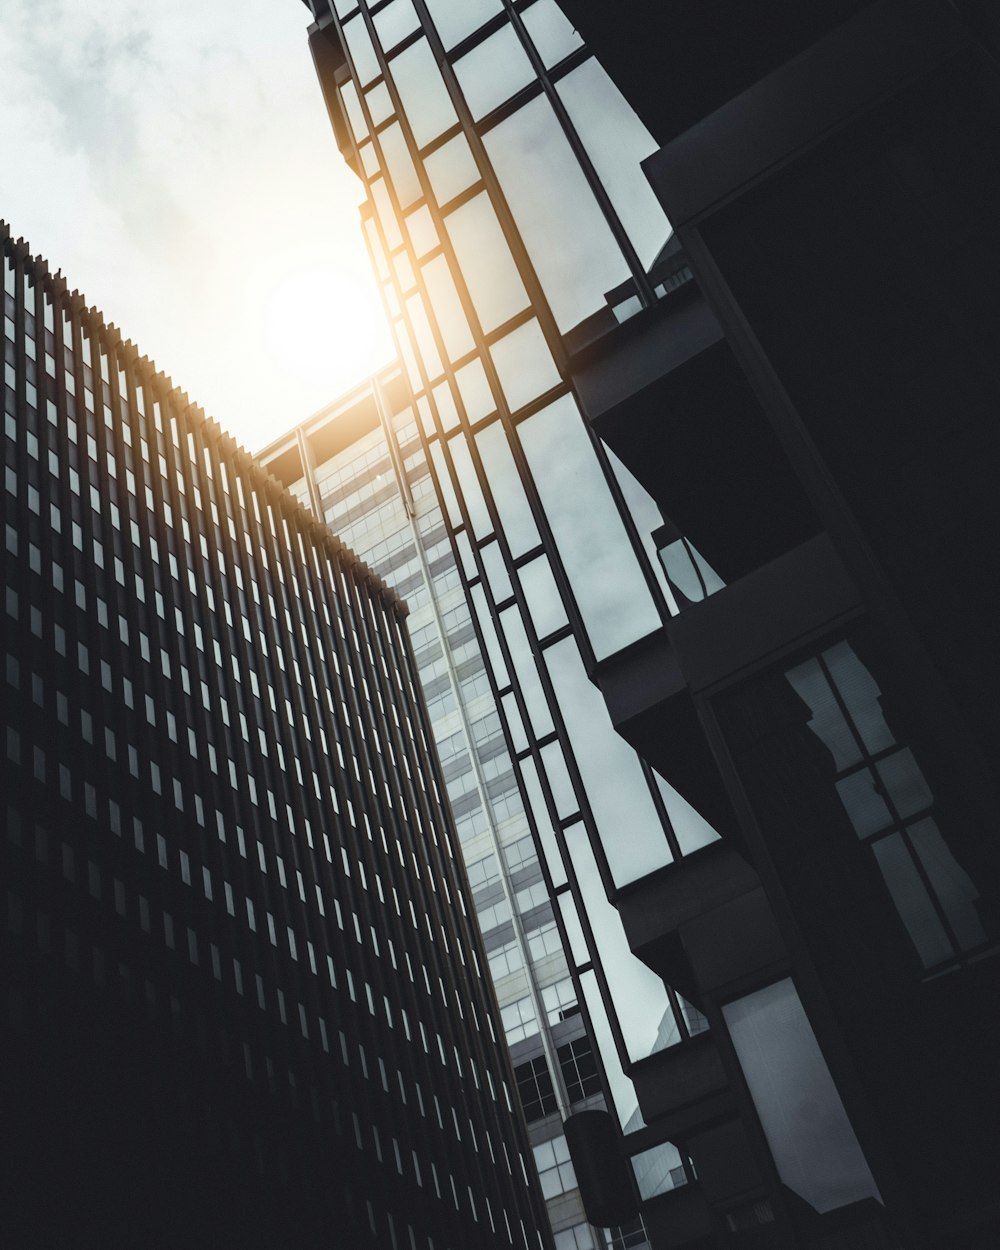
515, 1055, 558, 1122
1, 232, 548, 1250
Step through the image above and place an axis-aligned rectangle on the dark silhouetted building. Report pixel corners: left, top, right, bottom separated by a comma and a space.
289, 2, 1000, 1248
0, 224, 551, 1250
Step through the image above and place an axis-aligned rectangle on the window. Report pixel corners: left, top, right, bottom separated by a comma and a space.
558, 1038, 602, 1103
514, 1056, 557, 1122
501, 995, 538, 1044
542, 977, 578, 1026
532, 1135, 576, 1199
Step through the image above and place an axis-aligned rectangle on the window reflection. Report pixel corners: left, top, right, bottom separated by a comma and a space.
423, 0, 504, 51
519, 395, 660, 658
454, 24, 536, 120
371, 0, 420, 50
447, 435, 492, 538
474, 421, 539, 557
483, 95, 631, 332
499, 607, 553, 738
518, 556, 567, 640
421, 256, 475, 361
423, 132, 481, 206
489, 320, 560, 413
546, 637, 671, 886
378, 122, 421, 208
445, 194, 529, 333
455, 357, 495, 424
521, 0, 585, 68
387, 39, 458, 148
786, 641, 988, 968
342, 14, 381, 86
556, 59, 669, 269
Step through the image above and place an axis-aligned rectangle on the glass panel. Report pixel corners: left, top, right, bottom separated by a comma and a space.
340, 81, 369, 142
453, 24, 536, 120
519, 557, 567, 640
520, 755, 567, 888
872, 833, 956, 968
379, 121, 421, 208
421, 255, 475, 361
429, 440, 460, 526
539, 741, 577, 820
359, 140, 379, 177
546, 637, 671, 885
483, 95, 630, 332
503, 692, 528, 755
521, 0, 585, 67
364, 216, 390, 280
519, 395, 660, 658
395, 250, 416, 292
372, 0, 420, 49
474, 421, 540, 557
603, 442, 681, 613
447, 436, 492, 538
556, 59, 669, 269
471, 583, 510, 688
365, 79, 394, 126
405, 293, 443, 380
499, 607, 554, 738
423, 0, 504, 51
444, 193, 529, 333
631, 1142, 686, 1201
424, 132, 481, 206
370, 178, 403, 250
387, 38, 459, 149
580, 970, 645, 1134
566, 824, 680, 1064
909, 817, 987, 953
652, 773, 720, 857
481, 540, 513, 604
455, 357, 495, 424
489, 320, 560, 414
432, 380, 460, 433
343, 13, 381, 85
333, 0, 358, 15
405, 203, 438, 257
723, 980, 881, 1213
557, 889, 588, 966
454, 527, 477, 579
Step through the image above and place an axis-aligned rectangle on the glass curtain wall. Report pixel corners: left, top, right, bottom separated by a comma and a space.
304, 0, 724, 1222
267, 371, 620, 1244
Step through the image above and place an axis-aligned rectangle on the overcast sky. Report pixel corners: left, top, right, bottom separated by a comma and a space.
0, 0, 393, 451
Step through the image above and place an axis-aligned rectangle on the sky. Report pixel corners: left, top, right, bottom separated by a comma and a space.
0, 0, 394, 452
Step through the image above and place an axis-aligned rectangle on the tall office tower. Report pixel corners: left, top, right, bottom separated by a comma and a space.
290, 3, 730, 1248
262, 366, 628, 1250
0, 225, 551, 1250
529, 2, 999, 1249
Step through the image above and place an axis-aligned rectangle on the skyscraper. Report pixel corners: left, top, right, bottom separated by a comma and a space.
1, 224, 550, 1250
262, 364, 630, 1250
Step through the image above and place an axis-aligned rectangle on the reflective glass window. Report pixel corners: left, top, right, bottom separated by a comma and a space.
453, 24, 536, 120
340, 81, 369, 143
579, 970, 644, 1134
387, 39, 458, 149
652, 772, 720, 857
421, 255, 475, 361
539, 740, 576, 820
519, 755, 566, 888
556, 59, 668, 268
489, 320, 560, 414
343, 14, 381, 85
631, 1142, 687, 1201
445, 193, 529, 333
365, 79, 394, 126
546, 637, 670, 885
372, 0, 420, 50
405, 293, 443, 380
471, 584, 509, 688
405, 203, 438, 257
423, 0, 504, 51
518, 557, 566, 640
521, 0, 585, 67
474, 421, 539, 557
480, 541, 513, 604
424, 132, 481, 206
370, 178, 403, 250
724, 980, 880, 1213
519, 395, 660, 657
447, 436, 492, 538
566, 823, 680, 1063
432, 379, 460, 433
483, 95, 630, 332
379, 121, 422, 208
499, 607, 553, 738
455, 357, 495, 424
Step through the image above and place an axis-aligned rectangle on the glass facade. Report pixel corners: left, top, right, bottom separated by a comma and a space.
263, 368, 620, 1244
2, 232, 549, 1249
291, 0, 725, 1237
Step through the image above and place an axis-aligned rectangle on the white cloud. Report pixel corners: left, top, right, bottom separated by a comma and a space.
0, 0, 392, 451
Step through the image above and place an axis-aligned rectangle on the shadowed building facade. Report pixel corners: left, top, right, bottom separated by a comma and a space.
288, 2, 1000, 1248
0, 225, 551, 1250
